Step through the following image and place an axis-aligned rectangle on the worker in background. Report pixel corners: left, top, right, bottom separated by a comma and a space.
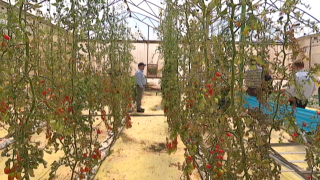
286, 60, 316, 109
244, 59, 273, 100
135, 62, 147, 113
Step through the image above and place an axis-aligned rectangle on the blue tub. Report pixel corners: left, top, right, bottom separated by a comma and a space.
243, 95, 320, 132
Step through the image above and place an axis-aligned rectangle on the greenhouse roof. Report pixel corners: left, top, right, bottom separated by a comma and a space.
1, 0, 320, 40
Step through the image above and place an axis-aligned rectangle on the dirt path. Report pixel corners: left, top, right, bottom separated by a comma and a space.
95, 91, 200, 180
95, 91, 306, 180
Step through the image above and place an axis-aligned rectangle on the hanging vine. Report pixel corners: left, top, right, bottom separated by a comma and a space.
160, 0, 319, 179
0, 0, 133, 179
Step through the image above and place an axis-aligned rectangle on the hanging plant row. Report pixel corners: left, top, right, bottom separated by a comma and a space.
0, 0, 133, 179
159, 0, 319, 179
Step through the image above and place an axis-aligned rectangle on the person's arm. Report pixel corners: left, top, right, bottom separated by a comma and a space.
313, 79, 317, 93
135, 72, 144, 88
308, 74, 316, 93
142, 73, 146, 86
285, 85, 295, 96
286, 73, 300, 97
285, 77, 296, 96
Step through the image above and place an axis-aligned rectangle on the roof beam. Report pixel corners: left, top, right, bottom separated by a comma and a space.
109, 0, 122, 6
127, 0, 159, 20
137, 0, 145, 6
148, 17, 156, 28
145, 0, 164, 10
266, 1, 319, 28
277, 0, 320, 23
145, 1, 158, 18
130, 10, 159, 23
131, 13, 157, 29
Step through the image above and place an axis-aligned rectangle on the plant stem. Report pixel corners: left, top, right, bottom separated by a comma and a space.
229, 1, 250, 179
18, 1, 37, 179
239, 0, 246, 106
70, 0, 78, 179
268, 13, 290, 144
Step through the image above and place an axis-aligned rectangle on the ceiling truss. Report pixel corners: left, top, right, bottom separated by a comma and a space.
10, 0, 320, 34
122, 0, 162, 30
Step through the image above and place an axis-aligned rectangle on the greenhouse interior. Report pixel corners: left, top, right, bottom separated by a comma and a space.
1, 0, 320, 179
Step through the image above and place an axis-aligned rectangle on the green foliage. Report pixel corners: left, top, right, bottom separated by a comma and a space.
159, 0, 319, 179
0, 0, 133, 179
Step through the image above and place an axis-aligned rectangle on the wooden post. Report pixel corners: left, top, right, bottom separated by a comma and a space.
309, 36, 312, 69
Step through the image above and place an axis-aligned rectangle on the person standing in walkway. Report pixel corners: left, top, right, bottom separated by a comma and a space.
135, 62, 147, 113
286, 60, 316, 109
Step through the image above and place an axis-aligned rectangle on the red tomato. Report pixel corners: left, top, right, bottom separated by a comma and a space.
215, 72, 222, 77
303, 122, 307, 127
216, 162, 222, 167
4, 167, 10, 174
4, 34, 10, 41
80, 168, 85, 173
85, 166, 90, 173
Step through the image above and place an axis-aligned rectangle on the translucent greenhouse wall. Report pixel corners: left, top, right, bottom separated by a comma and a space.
129, 35, 320, 76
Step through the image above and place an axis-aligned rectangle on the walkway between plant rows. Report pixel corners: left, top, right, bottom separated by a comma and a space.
95, 91, 200, 180
94, 91, 306, 180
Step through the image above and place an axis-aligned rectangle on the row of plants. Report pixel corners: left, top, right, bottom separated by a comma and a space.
0, 0, 133, 179
160, 0, 319, 179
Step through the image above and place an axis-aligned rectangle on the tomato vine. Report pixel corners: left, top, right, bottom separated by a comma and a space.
0, 0, 133, 179
160, 0, 319, 179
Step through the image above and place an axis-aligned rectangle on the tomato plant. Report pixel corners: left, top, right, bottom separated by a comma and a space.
160, 0, 319, 179
0, 0, 133, 179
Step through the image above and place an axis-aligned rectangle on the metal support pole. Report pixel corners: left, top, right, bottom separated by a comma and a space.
146, 25, 149, 83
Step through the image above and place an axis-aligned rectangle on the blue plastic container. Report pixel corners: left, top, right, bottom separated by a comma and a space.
243, 95, 320, 132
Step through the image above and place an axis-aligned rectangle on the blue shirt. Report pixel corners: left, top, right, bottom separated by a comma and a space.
135, 69, 146, 88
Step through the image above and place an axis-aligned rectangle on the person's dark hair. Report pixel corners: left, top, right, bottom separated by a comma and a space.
138, 62, 146, 67
293, 60, 304, 69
